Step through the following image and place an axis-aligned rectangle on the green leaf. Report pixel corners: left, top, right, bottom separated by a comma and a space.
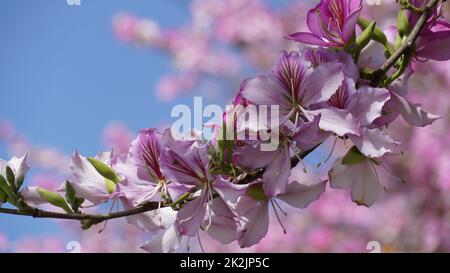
341, 146, 366, 165
38, 188, 73, 214
246, 183, 268, 202
397, 9, 410, 36
105, 178, 117, 194
0, 175, 13, 199
87, 157, 121, 184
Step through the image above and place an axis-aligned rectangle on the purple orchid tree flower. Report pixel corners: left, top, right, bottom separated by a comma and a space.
69, 150, 119, 205
374, 72, 441, 128
302, 47, 396, 158
233, 165, 327, 248
287, 0, 363, 47
160, 141, 246, 237
234, 116, 328, 198
241, 50, 358, 137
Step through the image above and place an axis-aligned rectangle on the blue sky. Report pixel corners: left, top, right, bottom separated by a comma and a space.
0, 0, 196, 243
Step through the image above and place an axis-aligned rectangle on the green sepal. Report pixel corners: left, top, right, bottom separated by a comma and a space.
0, 175, 14, 200
65, 181, 84, 212
5, 166, 16, 192
246, 183, 268, 202
0, 189, 6, 204
341, 146, 366, 165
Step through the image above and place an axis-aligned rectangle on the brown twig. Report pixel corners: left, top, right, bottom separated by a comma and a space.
371, 0, 440, 86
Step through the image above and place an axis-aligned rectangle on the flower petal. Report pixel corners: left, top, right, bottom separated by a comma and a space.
390, 91, 441, 127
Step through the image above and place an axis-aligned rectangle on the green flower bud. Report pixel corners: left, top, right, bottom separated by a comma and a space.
356, 21, 376, 52
87, 157, 121, 184
37, 188, 73, 214
397, 9, 411, 36
105, 178, 117, 194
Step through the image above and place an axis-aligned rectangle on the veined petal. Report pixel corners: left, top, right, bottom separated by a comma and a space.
213, 176, 248, 203
286, 32, 338, 47
175, 187, 209, 237
351, 86, 391, 126
161, 143, 211, 187
262, 143, 291, 198
236, 197, 269, 248
141, 225, 181, 253
240, 75, 292, 117
349, 128, 399, 158
278, 166, 327, 208
390, 91, 441, 127
306, 108, 359, 136
70, 150, 112, 204
301, 62, 345, 106
350, 161, 381, 207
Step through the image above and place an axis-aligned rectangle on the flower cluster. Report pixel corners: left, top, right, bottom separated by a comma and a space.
1, 0, 449, 252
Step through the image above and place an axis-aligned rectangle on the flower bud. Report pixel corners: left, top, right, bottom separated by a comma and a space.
356, 21, 376, 52
37, 188, 73, 213
87, 157, 121, 184
358, 17, 388, 45
397, 9, 411, 36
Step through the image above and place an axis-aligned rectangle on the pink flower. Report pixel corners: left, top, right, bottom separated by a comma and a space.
287, 0, 363, 47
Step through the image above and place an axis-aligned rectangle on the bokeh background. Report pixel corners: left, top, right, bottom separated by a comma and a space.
1, 0, 450, 252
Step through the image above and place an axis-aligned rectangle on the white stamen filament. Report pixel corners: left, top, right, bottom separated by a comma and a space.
379, 162, 405, 184
273, 199, 287, 216
99, 198, 117, 234
197, 232, 205, 253
270, 200, 287, 234
290, 144, 308, 173
317, 138, 338, 168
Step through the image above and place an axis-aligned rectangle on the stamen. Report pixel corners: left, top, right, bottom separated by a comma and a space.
292, 111, 300, 136
290, 78, 296, 104
368, 161, 387, 192
290, 144, 308, 173
186, 237, 191, 252
197, 232, 205, 253
379, 162, 406, 184
317, 138, 338, 168
99, 198, 117, 234
270, 200, 287, 234
273, 199, 287, 216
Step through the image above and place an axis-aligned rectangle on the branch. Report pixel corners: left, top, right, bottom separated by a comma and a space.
0, 143, 320, 223
371, 0, 440, 86
0, 201, 160, 222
